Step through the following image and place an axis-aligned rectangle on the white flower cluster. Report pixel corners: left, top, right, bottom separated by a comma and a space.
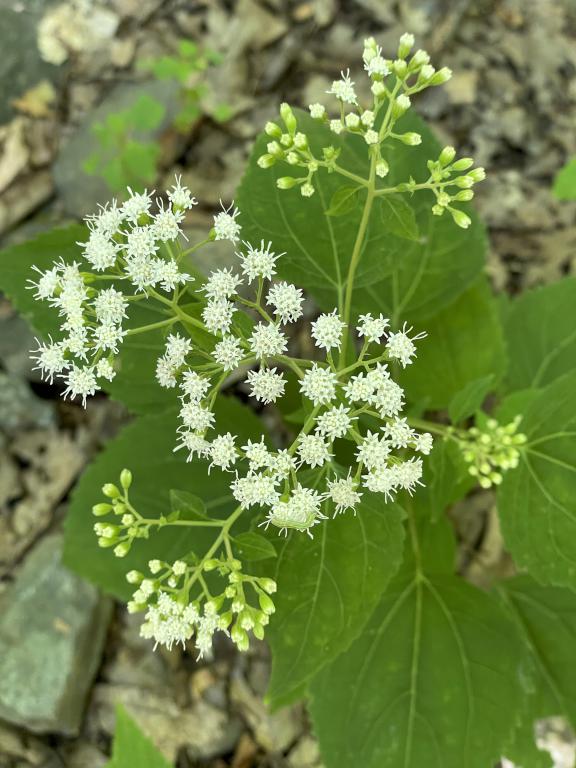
28, 180, 244, 405
258, 34, 485, 228
143, 209, 432, 537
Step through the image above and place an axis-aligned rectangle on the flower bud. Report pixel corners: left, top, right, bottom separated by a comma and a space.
280, 102, 297, 134
267, 141, 283, 158
92, 503, 112, 516
450, 209, 472, 229
371, 81, 386, 97
393, 59, 408, 78
451, 157, 474, 172
455, 175, 474, 188
398, 32, 415, 58
102, 483, 121, 499
439, 146, 456, 166
114, 542, 131, 558
430, 67, 452, 85
392, 94, 411, 117
294, 132, 308, 150
468, 167, 486, 182
411, 49, 430, 67
259, 578, 277, 594
120, 469, 132, 490
276, 177, 297, 190
258, 592, 276, 615
252, 622, 265, 641
265, 121, 282, 138
453, 190, 474, 202
301, 182, 315, 197
419, 64, 435, 81
345, 113, 361, 129
203, 558, 221, 571
126, 570, 143, 585
257, 154, 276, 169
231, 624, 250, 651
376, 160, 389, 178
286, 152, 299, 165
398, 132, 422, 146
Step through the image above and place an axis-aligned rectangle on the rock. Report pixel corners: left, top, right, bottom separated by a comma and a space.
37, 2, 120, 67
92, 684, 242, 763
0, 170, 54, 236
53, 79, 181, 218
0, 119, 30, 194
444, 69, 478, 105
0, 373, 54, 433
230, 672, 303, 753
0, 0, 61, 124
0, 534, 112, 735
287, 734, 324, 768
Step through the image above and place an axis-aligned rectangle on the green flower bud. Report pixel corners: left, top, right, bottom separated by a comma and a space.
393, 59, 408, 78
392, 94, 411, 117
126, 570, 143, 585
259, 578, 277, 594
439, 146, 456, 166
102, 483, 121, 499
120, 469, 132, 490
398, 132, 422, 146
276, 177, 297, 190
294, 132, 308, 150
264, 121, 282, 138
453, 190, 474, 202
92, 503, 112, 517
398, 33, 415, 59
252, 622, 265, 641
203, 558, 221, 571
258, 592, 276, 615
257, 154, 276, 169
468, 167, 486, 182
280, 102, 297, 134
98, 537, 117, 548
114, 542, 131, 558
231, 624, 250, 651
430, 67, 453, 86
266, 141, 283, 158
450, 209, 472, 229
451, 157, 474, 172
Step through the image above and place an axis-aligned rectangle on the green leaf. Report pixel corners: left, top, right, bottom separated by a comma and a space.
237, 110, 486, 324
497, 371, 576, 589
63, 396, 262, 599
378, 194, 419, 241
233, 531, 277, 561
503, 277, 576, 392
107, 705, 172, 768
128, 94, 166, 132
448, 374, 495, 424
326, 186, 361, 217
169, 490, 209, 521
264, 495, 405, 709
310, 518, 528, 768
400, 280, 506, 409
498, 576, 576, 727
419, 439, 474, 521
122, 141, 160, 186
553, 157, 576, 200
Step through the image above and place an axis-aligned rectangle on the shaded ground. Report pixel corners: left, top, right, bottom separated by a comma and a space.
1, 0, 576, 766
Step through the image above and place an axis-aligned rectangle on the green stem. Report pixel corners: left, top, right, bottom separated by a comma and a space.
339, 153, 377, 366
125, 317, 178, 336
407, 417, 450, 437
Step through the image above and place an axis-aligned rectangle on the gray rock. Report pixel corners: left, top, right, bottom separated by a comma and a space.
0, 0, 61, 124
0, 534, 112, 735
53, 78, 181, 218
0, 372, 54, 433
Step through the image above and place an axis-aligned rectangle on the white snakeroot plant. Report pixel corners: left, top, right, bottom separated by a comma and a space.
26, 33, 511, 665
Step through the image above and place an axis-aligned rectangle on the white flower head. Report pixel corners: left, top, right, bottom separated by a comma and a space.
315, 405, 352, 440
209, 433, 238, 471
414, 432, 433, 455
246, 367, 286, 404
167, 176, 197, 210
311, 310, 346, 351
165, 333, 192, 366
62, 364, 98, 407
249, 323, 288, 360
93, 287, 128, 324
309, 103, 326, 119
327, 69, 358, 105
297, 434, 332, 468
31, 337, 68, 383
213, 201, 241, 244
356, 431, 391, 471
393, 457, 424, 494
386, 323, 426, 367
82, 230, 118, 271
370, 377, 405, 418
180, 370, 211, 400
121, 188, 153, 223
152, 201, 185, 242
242, 438, 273, 470
202, 299, 237, 336
267, 282, 304, 323
213, 336, 244, 371
383, 417, 414, 448
300, 363, 337, 406
155, 259, 192, 293
240, 241, 282, 283
262, 484, 326, 537
327, 473, 362, 516
357, 313, 390, 344
231, 472, 279, 509
96, 358, 116, 381
203, 268, 243, 300
28, 265, 61, 300
179, 401, 215, 431
175, 429, 210, 461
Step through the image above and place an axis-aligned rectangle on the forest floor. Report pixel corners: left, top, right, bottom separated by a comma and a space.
1, 0, 576, 766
